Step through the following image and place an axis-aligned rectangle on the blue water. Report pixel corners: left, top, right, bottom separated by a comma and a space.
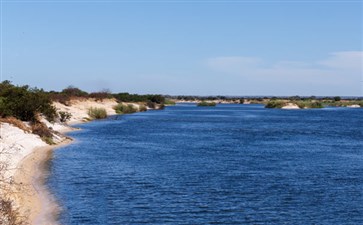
48, 104, 363, 224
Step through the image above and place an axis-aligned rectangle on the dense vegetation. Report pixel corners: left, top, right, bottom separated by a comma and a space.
197, 101, 217, 107
265, 100, 285, 108
265, 100, 324, 109
294, 101, 323, 109
0, 80, 57, 122
0, 81, 169, 123
113, 93, 165, 104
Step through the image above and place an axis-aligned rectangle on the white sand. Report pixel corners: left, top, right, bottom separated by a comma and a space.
347, 104, 360, 108
0, 123, 48, 179
53, 98, 119, 124
281, 103, 300, 109
0, 98, 148, 224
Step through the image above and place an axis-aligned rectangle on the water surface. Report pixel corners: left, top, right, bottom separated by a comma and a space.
48, 104, 363, 224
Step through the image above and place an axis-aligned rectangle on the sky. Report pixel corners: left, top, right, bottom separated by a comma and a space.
1, 0, 362, 96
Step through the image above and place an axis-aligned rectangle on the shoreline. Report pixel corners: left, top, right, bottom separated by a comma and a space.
3, 99, 148, 224
12, 136, 74, 225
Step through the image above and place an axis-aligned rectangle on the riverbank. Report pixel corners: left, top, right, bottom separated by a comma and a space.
0, 119, 76, 225
12, 139, 73, 225
0, 98, 154, 224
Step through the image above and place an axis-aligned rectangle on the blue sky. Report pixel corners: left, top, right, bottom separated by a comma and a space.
1, 1, 362, 96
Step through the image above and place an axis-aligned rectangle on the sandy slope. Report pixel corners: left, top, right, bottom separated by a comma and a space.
53, 98, 118, 124
0, 98, 146, 224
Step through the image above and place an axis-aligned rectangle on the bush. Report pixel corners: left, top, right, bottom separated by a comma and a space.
147, 101, 157, 109
164, 99, 176, 105
0, 81, 57, 122
334, 96, 341, 101
309, 101, 323, 108
61, 85, 88, 97
265, 100, 285, 108
48, 92, 71, 105
88, 107, 107, 119
58, 111, 72, 123
197, 101, 217, 107
89, 89, 113, 100
113, 93, 165, 104
114, 103, 137, 114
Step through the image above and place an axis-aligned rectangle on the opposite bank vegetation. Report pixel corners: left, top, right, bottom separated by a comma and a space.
172, 95, 363, 109
1, 81, 362, 224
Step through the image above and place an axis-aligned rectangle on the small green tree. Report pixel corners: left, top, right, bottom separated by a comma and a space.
58, 111, 72, 123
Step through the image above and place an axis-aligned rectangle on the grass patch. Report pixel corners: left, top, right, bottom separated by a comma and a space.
88, 107, 107, 119
42, 136, 55, 145
293, 101, 323, 109
197, 101, 216, 107
164, 99, 176, 105
114, 103, 137, 114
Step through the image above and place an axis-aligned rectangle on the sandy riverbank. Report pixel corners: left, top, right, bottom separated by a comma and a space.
1, 98, 148, 224
12, 139, 73, 225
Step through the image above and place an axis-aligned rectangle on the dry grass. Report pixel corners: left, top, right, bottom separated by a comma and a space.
0, 198, 27, 225
0, 117, 31, 133
31, 122, 53, 139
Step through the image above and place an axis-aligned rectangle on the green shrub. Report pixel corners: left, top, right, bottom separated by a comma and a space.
61, 85, 88, 97
265, 100, 285, 108
197, 101, 217, 107
114, 103, 137, 114
294, 101, 306, 109
147, 101, 157, 109
309, 101, 323, 108
291, 100, 324, 109
42, 136, 56, 145
89, 89, 113, 100
58, 111, 72, 123
0, 81, 57, 122
88, 107, 107, 119
113, 93, 165, 104
164, 99, 176, 105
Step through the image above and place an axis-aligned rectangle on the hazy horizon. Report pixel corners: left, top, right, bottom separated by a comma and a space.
2, 1, 362, 96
